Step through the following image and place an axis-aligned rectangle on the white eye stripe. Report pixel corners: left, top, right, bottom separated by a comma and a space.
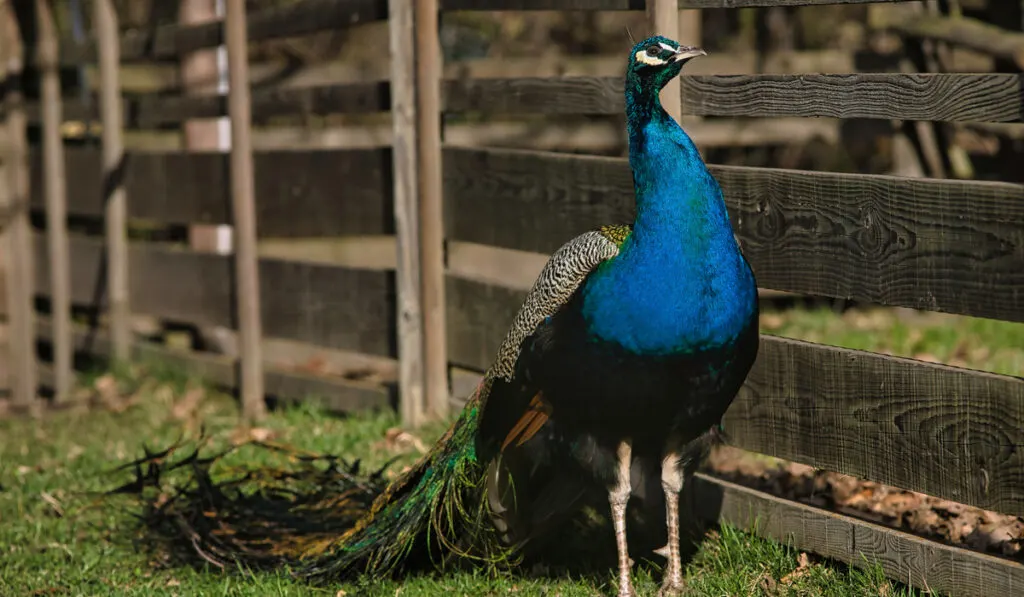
634, 50, 667, 66
658, 42, 677, 53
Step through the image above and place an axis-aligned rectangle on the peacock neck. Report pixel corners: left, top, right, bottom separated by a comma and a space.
623, 81, 731, 254
577, 76, 754, 355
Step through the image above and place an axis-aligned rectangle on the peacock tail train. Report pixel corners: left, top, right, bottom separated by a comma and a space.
113, 376, 519, 581
299, 377, 520, 579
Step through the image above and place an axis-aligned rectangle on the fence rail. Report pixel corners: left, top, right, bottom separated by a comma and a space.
34, 146, 1024, 323
26, 73, 1024, 125
3, 0, 1023, 595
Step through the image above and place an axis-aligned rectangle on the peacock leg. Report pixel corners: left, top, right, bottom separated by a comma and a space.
655, 447, 686, 596
609, 439, 635, 597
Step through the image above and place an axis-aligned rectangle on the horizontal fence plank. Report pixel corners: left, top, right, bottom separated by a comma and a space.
443, 74, 1023, 122
28, 147, 392, 237
33, 234, 397, 357
34, 317, 389, 412
446, 275, 1024, 517
54, 0, 388, 65
36, 73, 1019, 128
27, 82, 388, 127
692, 473, 1024, 597
726, 335, 1024, 517
443, 0, 905, 9
444, 147, 1024, 323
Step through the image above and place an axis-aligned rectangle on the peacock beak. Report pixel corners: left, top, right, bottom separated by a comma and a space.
672, 46, 706, 62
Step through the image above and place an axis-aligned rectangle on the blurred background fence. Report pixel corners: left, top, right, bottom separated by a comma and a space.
1, 1, 1023, 595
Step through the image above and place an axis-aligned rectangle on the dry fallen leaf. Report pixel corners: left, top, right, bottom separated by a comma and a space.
758, 574, 778, 594
40, 491, 64, 517
379, 427, 428, 454
779, 552, 812, 586
66, 444, 85, 462
93, 374, 123, 408
229, 426, 278, 446
171, 387, 206, 421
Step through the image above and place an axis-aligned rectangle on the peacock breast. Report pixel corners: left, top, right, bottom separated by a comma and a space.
578, 242, 756, 357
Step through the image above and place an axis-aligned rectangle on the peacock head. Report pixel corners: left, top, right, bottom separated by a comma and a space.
627, 35, 706, 91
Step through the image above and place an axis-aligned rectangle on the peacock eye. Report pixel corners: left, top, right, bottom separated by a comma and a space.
646, 45, 660, 57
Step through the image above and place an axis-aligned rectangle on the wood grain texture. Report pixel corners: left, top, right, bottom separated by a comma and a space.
390, 0, 426, 426
0, 3, 38, 410
443, 77, 624, 115
446, 276, 1024, 517
54, 0, 388, 65
443, 147, 1024, 323
692, 474, 1024, 597
226, 0, 267, 422
416, 0, 449, 420
37, 73, 1018, 126
28, 148, 392, 237
26, 82, 389, 128
94, 0, 130, 363
34, 317, 389, 412
443, 0, 902, 8
33, 234, 397, 358
36, 0, 74, 403
442, 74, 1022, 122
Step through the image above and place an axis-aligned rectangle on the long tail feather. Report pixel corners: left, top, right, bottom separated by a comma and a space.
113, 380, 516, 581
303, 381, 516, 580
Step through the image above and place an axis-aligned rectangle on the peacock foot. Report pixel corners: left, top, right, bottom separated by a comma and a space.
656, 577, 686, 597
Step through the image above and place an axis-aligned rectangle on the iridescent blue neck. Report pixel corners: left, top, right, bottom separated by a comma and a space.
624, 79, 726, 246
578, 73, 755, 355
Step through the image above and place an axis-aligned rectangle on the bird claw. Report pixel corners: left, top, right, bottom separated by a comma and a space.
657, 577, 686, 597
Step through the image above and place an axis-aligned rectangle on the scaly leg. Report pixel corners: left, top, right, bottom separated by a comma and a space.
609, 439, 635, 597
655, 446, 686, 596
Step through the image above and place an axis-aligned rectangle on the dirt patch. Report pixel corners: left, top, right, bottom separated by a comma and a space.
705, 446, 1024, 559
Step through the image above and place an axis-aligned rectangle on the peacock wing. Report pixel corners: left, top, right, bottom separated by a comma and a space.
475, 226, 629, 458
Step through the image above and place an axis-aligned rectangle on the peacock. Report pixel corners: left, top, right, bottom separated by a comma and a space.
117, 36, 759, 597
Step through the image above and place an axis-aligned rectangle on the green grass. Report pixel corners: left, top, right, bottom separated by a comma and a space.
1, 362, 917, 597
761, 305, 1024, 377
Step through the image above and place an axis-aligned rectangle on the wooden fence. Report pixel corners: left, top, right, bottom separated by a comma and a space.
1, 0, 1024, 595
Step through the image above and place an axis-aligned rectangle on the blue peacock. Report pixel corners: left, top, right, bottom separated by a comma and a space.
120, 36, 759, 597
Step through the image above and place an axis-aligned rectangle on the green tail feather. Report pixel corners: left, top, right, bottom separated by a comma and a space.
302, 379, 517, 579
112, 379, 517, 581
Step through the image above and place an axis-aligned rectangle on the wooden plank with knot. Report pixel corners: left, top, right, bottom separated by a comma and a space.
442, 74, 1023, 123
443, 146, 1024, 323
445, 274, 1024, 518
30, 73, 1019, 127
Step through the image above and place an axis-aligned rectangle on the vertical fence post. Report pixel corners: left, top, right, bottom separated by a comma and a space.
649, 0, 681, 123
389, 0, 425, 427
35, 0, 73, 403
0, 2, 37, 413
224, 0, 265, 423
415, 0, 448, 420
94, 0, 130, 364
